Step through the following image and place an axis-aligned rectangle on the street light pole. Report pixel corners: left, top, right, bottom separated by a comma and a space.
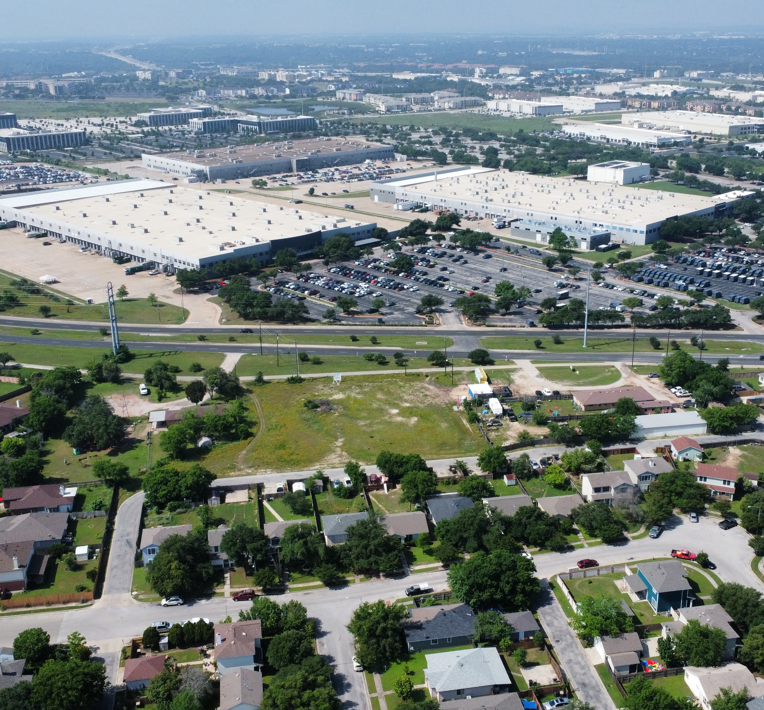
583, 269, 591, 348
295, 339, 299, 375
276, 334, 280, 367
699, 329, 704, 362
666, 329, 671, 357
631, 326, 636, 368
444, 336, 448, 376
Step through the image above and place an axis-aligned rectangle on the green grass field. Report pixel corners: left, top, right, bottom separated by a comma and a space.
596, 664, 626, 706
379, 644, 473, 688
632, 675, 692, 701
570, 113, 624, 123
356, 113, 555, 135
521, 476, 573, 499
145, 501, 259, 529
566, 573, 662, 625
536, 365, 621, 387
315, 490, 368, 516
633, 181, 714, 197
241, 375, 484, 471
0, 99, 171, 119
606, 454, 634, 471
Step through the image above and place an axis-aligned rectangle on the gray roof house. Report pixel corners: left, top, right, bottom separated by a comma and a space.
625, 560, 693, 613
321, 512, 368, 545
404, 603, 477, 652
440, 694, 524, 710
581, 471, 636, 505
139, 524, 192, 566
208, 525, 230, 568
674, 604, 740, 660
536, 494, 584, 519
623, 457, 673, 491
747, 697, 764, 710
503, 611, 541, 642
381, 512, 429, 541
425, 647, 512, 702
0, 512, 69, 548
594, 632, 644, 674
483, 495, 533, 518
426, 494, 475, 525
214, 620, 263, 677
220, 667, 263, 710
263, 519, 312, 548
0, 659, 32, 692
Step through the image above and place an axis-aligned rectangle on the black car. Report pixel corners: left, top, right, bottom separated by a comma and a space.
719, 519, 738, 530
535, 390, 543, 397
703, 559, 717, 570
552, 390, 561, 396
240, 328, 254, 333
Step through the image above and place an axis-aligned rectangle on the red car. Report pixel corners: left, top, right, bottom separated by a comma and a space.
232, 589, 256, 602
671, 550, 696, 560
577, 559, 599, 569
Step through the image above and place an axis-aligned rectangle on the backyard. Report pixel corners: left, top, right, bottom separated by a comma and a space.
144, 501, 259, 529
564, 572, 663, 625
521, 476, 574, 499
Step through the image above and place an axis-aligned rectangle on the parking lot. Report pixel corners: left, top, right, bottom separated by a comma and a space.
0, 161, 91, 191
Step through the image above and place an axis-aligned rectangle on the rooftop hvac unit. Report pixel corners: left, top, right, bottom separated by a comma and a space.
160, 210, 167, 216
103, 197, 110, 202
142, 228, 148, 234
128, 223, 135, 228
227, 225, 235, 231
138, 193, 144, 197
110, 220, 117, 226
175, 236, 183, 242
79, 211, 87, 217
228, 211, 236, 217
132, 204, 138, 209
55, 205, 60, 210
166, 198, 173, 203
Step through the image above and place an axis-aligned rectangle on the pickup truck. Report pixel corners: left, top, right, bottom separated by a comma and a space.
671, 549, 696, 560
405, 584, 431, 597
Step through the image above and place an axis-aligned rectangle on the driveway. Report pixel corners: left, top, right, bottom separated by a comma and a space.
536, 580, 617, 710
101, 491, 144, 601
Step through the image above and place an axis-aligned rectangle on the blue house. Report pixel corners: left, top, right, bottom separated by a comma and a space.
625, 560, 693, 612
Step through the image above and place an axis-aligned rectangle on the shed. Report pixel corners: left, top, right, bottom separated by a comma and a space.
74, 545, 89, 562
292, 481, 306, 493
488, 398, 503, 417
467, 383, 493, 400
632, 411, 708, 440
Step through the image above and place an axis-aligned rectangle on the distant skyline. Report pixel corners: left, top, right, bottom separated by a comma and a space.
5, 0, 764, 40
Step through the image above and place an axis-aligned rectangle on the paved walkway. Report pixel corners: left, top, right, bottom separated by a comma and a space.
263, 500, 283, 522
100, 491, 145, 604
371, 673, 390, 710
220, 352, 243, 373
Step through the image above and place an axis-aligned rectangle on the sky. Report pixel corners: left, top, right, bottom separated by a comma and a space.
4, 0, 764, 40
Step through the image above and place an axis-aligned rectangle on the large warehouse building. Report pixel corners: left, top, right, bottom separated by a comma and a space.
370, 167, 750, 246
188, 114, 317, 135
587, 161, 651, 185
0, 180, 377, 271
622, 110, 764, 137
486, 99, 563, 116
142, 137, 395, 182
137, 106, 213, 127
563, 122, 691, 147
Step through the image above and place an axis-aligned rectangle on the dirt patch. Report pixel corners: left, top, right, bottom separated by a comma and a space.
105, 392, 191, 418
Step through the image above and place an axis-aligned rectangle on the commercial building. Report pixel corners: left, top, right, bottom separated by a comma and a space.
0, 114, 18, 130
573, 386, 671, 412
335, 89, 365, 102
632, 411, 708, 439
587, 161, 651, 185
0, 127, 87, 153
370, 167, 746, 246
486, 99, 563, 116
136, 106, 212, 127
562, 122, 691, 148
0, 180, 376, 271
188, 114, 317, 135
143, 137, 393, 181
435, 96, 484, 110
555, 96, 622, 114
623, 110, 764, 137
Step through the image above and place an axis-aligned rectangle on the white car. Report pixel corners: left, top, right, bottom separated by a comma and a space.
542, 388, 553, 397
160, 596, 184, 607
352, 657, 363, 672
543, 699, 569, 710
139, 383, 149, 396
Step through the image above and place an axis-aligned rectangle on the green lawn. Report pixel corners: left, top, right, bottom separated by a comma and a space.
132, 567, 160, 600
633, 181, 713, 197
0, 381, 24, 397
685, 568, 716, 598
738, 446, 764, 475
632, 674, 693, 701
315, 490, 368, 517
144, 501, 259, 529
405, 545, 440, 566
572, 112, 624, 123
357, 113, 555, 134
490, 479, 525, 496
606, 454, 634, 471
0, 99, 170, 119
536, 365, 621, 387
379, 644, 473, 690
370, 488, 417, 514
241, 375, 484, 471
565, 573, 662, 625
596, 664, 626, 707
268, 498, 313, 522
17, 558, 98, 598
168, 648, 204, 664
505, 647, 549, 692
521, 476, 573, 499
120, 351, 225, 376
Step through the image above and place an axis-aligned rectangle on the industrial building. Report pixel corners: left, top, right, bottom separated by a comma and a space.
0, 180, 377, 271
0, 114, 18, 130
136, 106, 213, 127
370, 167, 748, 246
188, 114, 317, 135
142, 137, 395, 182
622, 110, 764, 137
587, 161, 651, 185
0, 127, 87, 153
555, 96, 622, 114
562, 123, 691, 148
486, 99, 563, 116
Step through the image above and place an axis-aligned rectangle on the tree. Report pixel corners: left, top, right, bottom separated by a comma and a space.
13, 628, 50, 670
267, 630, 314, 670
394, 674, 414, 701
542, 256, 557, 270
202, 367, 241, 400
674, 619, 727, 667
419, 294, 443, 313
434, 212, 461, 231
375, 451, 431, 483
512, 453, 534, 480
348, 600, 408, 670
544, 464, 568, 489
239, 597, 289, 636
549, 228, 571, 251
261, 657, 339, 710
184, 380, 206, 404
144, 360, 178, 391
453, 293, 492, 322
345, 514, 405, 576
116, 284, 128, 300
614, 397, 641, 417
468, 348, 493, 365
0, 683, 36, 710
63, 396, 125, 452
91, 458, 129, 486
474, 610, 512, 644
221, 523, 269, 569
710, 687, 751, 710
170, 691, 204, 710
344, 461, 366, 491
447, 550, 540, 610
274, 248, 299, 271
336, 296, 357, 314
571, 597, 634, 644
31, 659, 107, 710
143, 464, 215, 508
142, 626, 161, 652
87, 356, 122, 384
427, 350, 447, 367
458, 475, 495, 502
712, 583, 764, 633
623, 675, 690, 710
560, 448, 597, 474
701, 403, 759, 434
147, 667, 182, 709
741, 625, 764, 672
400, 469, 438, 507
146, 530, 215, 598
572, 502, 623, 544
280, 523, 325, 572
477, 446, 507, 474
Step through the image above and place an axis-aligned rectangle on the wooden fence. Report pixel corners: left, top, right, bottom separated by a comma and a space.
1, 591, 94, 610
614, 665, 684, 684
92, 484, 120, 599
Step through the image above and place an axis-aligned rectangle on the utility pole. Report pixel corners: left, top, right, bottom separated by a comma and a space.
583, 270, 591, 348
259, 324, 263, 356
146, 430, 152, 471
276, 334, 280, 367
444, 336, 448, 376
106, 282, 120, 356
699, 329, 704, 362
295, 339, 299, 376
666, 329, 671, 357
631, 326, 636, 368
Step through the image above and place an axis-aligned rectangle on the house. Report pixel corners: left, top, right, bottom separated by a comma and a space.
0, 658, 32, 691
483, 495, 533, 518
667, 604, 740, 660
321, 512, 368, 545
536, 494, 584, 519
0, 512, 69, 548
424, 647, 511, 702
426, 494, 475, 525
263, 520, 312, 548
0, 649, 13, 664
670, 437, 704, 462
404, 603, 477, 652
213, 620, 263, 677
580, 471, 636, 505
747, 697, 764, 710
219, 668, 263, 710
123, 654, 167, 691
0, 403, 29, 434
694, 463, 739, 498
439, 694, 524, 710
632, 411, 708, 440
593, 632, 644, 674
1, 484, 77, 515
381, 512, 429, 542
148, 403, 227, 430
503, 611, 540, 642
138, 525, 192, 566
624, 560, 693, 612
0, 540, 48, 592
208, 525, 230, 569
685, 663, 764, 710
573, 386, 671, 412
623, 457, 674, 491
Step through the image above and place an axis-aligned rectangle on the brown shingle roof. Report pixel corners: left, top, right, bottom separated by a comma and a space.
123, 654, 166, 683
2, 484, 74, 513
381, 512, 429, 537
671, 437, 702, 452
0, 405, 29, 430
696, 463, 739, 481
574, 386, 655, 407
0, 513, 69, 545
214, 620, 262, 660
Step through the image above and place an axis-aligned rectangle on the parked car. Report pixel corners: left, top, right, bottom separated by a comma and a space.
332, 478, 341, 489
232, 589, 256, 601
671, 549, 696, 560
240, 328, 254, 333
139, 383, 149, 396
689, 512, 699, 523
542, 388, 552, 396
648, 373, 660, 378
719, 519, 738, 530
543, 699, 570, 710
405, 584, 431, 596
648, 525, 662, 539
161, 596, 184, 607
352, 657, 363, 672
151, 621, 171, 631
577, 559, 598, 569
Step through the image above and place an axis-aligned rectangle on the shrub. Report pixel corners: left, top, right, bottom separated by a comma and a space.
552, 334, 563, 345
298, 351, 309, 362
189, 362, 203, 373
74, 584, 88, 593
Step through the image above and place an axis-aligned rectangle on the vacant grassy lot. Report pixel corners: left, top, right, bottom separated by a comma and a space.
267, 498, 312, 522
145, 501, 259, 529
241, 375, 484, 471
120, 351, 225, 376
357, 113, 555, 134
633, 181, 713, 197
566, 573, 661, 624
316, 489, 368, 516
537, 365, 621, 387
0, 99, 170, 119
370, 488, 417, 514
738, 446, 764, 475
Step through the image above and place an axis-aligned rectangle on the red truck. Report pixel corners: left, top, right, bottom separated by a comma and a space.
671, 550, 696, 560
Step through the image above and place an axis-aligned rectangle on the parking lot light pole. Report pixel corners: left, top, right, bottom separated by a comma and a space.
583, 269, 591, 348
631, 326, 636, 368
276, 334, 280, 367
295, 339, 299, 375
444, 336, 448, 376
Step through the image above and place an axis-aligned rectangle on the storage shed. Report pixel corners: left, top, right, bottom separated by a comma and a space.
467, 383, 493, 400
488, 398, 503, 417
632, 411, 708, 440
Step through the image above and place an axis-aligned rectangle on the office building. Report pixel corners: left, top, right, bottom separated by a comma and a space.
562, 122, 691, 148
188, 114, 317, 135
587, 161, 651, 185
370, 166, 748, 246
623, 110, 764, 137
0, 180, 377, 271
0, 127, 87, 153
0, 114, 18, 130
486, 99, 563, 116
136, 106, 213, 127
554, 96, 622, 114
435, 96, 484, 110
143, 137, 394, 181
335, 89, 365, 102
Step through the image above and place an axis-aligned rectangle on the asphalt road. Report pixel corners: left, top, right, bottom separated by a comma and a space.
102, 491, 144, 600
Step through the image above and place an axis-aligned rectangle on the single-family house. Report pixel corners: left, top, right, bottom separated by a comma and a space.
148, 403, 226, 430
138, 525, 192, 566
123, 654, 167, 691
483, 495, 533, 518
426, 494, 475, 525
623, 457, 674, 491
263, 520, 312, 549
381, 512, 429, 542
208, 525, 230, 569
0, 658, 32, 691
0, 403, 29, 434
502, 611, 540, 642
670, 437, 704, 462
580, 471, 636, 505
694, 463, 739, 498
404, 603, 477, 652
593, 632, 644, 674
573, 386, 671, 413
424, 647, 512, 702
213, 620, 263, 677
321, 512, 368, 546
1, 484, 77, 515
439, 694, 524, 710
0, 512, 69, 548
748, 697, 764, 710
624, 560, 693, 612
0, 540, 48, 593
219, 668, 263, 710
667, 604, 740, 660
0, 649, 13, 664
632, 411, 708, 440
536, 494, 584, 519
685, 663, 764, 710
